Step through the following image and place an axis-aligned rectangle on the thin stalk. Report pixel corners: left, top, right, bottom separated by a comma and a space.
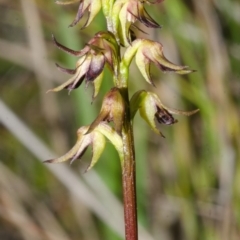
120, 87, 138, 240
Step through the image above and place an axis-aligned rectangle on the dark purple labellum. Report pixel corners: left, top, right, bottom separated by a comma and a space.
155, 107, 177, 125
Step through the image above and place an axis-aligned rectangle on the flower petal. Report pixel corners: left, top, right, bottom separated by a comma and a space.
69, 1, 87, 27
84, 0, 101, 28
130, 90, 164, 136
70, 134, 92, 164
119, 2, 133, 45
139, 93, 165, 136
112, 0, 126, 43
135, 50, 155, 86
96, 122, 124, 164
130, 90, 146, 119
85, 131, 106, 171
92, 71, 104, 99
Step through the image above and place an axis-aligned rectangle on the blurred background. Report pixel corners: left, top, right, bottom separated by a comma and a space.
0, 0, 240, 239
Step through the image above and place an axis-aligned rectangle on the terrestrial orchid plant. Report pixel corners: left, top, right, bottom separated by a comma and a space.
46, 0, 199, 239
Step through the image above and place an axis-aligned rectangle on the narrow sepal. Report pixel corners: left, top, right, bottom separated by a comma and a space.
130, 90, 146, 119
135, 50, 155, 86
68, 1, 86, 27
85, 132, 106, 171
92, 71, 104, 99
52, 34, 88, 56
119, 2, 132, 46
85, 0, 101, 28
56, 0, 101, 28
167, 107, 199, 116
55, 63, 76, 75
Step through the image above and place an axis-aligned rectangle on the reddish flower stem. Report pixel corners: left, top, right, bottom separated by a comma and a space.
121, 88, 138, 240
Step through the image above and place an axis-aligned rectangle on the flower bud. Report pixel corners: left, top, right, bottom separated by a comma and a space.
87, 88, 126, 135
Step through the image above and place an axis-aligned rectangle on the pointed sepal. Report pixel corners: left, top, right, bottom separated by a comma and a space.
56, 0, 101, 28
